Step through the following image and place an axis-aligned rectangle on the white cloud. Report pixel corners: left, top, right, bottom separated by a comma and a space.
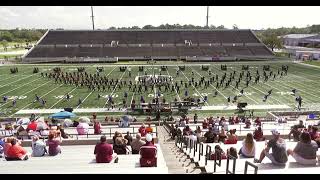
0, 6, 319, 30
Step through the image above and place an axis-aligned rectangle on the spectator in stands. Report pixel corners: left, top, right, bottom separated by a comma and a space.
6, 138, 29, 161
288, 125, 303, 141
27, 119, 37, 132
146, 124, 153, 134
194, 126, 202, 142
3, 137, 14, 157
235, 116, 240, 124
194, 113, 198, 124
131, 133, 146, 154
239, 133, 256, 158
31, 135, 47, 157
94, 135, 118, 163
204, 127, 217, 143
140, 134, 157, 167
113, 135, 128, 155
210, 145, 227, 160
180, 118, 186, 127
253, 126, 265, 141
225, 129, 238, 144
228, 147, 238, 159
47, 133, 62, 156
183, 125, 192, 136
113, 131, 121, 144
57, 124, 71, 139
287, 132, 318, 165
254, 129, 288, 165
73, 120, 79, 127
0, 136, 4, 157
124, 131, 133, 145
229, 116, 235, 125
76, 122, 89, 135
93, 120, 102, 135
309, 126, 320, 147
218, 127, 227, 143
244, 118, 251, 128
170, 124, 177, 140
139, 124, 147, 137
104, 116, 109, 122
202, 119, 208, 129
254, 117, 262, 126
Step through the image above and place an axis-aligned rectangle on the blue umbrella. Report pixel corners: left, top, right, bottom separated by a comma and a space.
48, 111, 76, 119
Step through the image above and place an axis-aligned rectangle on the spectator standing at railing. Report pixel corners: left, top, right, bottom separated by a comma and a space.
254, 129, 288, 165
131, 133, 145, 154
139, 124, 147, 137
202, 119, 208, 129
194, 113, 198, 124
93, 120, 102, 135
254, 117, 262, 126
287, 132, 318, 165
183, 125, 192, 136
194, 126, 202, 142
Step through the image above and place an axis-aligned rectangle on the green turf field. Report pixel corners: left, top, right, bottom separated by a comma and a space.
0, 60, 319, 118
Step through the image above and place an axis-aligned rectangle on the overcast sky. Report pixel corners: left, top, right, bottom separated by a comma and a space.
0, 6, 319, 30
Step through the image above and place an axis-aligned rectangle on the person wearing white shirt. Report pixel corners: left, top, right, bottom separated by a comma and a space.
239, 133, 256, 158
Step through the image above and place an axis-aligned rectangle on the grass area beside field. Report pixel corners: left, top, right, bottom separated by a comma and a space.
303, 60, 320, 67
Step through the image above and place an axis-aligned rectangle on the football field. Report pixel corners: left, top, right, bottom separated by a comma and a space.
0, 60, 319, 117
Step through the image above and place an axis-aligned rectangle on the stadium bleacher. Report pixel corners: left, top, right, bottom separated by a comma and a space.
24, 29, 273, 63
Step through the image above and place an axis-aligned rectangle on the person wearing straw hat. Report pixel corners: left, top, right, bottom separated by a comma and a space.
254, 129, 288, 165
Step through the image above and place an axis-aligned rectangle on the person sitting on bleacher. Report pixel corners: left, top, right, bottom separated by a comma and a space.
94, 135, 118, 163
239, 133, 256, 158
254, 117, 262, 126
210, 145, 227, 160
229, 116, 235, 125
6, 138, 29, 161
244, 118, 251, 128
224, 129, 238, 144
254, 129, 288, 165
139, 124, 147, 137
309, 126, 320, 147
234, 116, 240, 124
139, 134, 157, 167
183, 125, 192, 136
194, 126, 202, 142
253, 126, 265, 141
204, 127, 217, 143
287, 132, 318, 165
131, 133, 146, 154
27, 119, 37, 132
0, 136, 5, 158
218, 127, 227, 142
113, 135, 129, 155
76, 122, 89, 135
3, 137, 14, 158
47, 132, 62, 156
124, 131, 133, 145
31, 135, 47, 157
288, 125, 303, 142
202, 119, 208, 129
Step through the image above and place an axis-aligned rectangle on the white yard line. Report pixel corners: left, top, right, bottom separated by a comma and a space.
0, 73, 38, 88
0, 81, 51, 108
0, 71, 30, 82
103, 70, 126, 108
17, 84, 64, 111
76, 66, 117, 109
49, 87, 78, 109
179, 65, 209, 106
166, 69, 181, 101
0, 77, 43, 96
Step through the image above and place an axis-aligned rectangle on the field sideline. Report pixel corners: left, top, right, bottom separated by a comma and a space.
0, 60, 319, 118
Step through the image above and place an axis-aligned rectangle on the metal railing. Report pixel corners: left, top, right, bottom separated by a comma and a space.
226, 153, 237, 174
244, 161, 258, 174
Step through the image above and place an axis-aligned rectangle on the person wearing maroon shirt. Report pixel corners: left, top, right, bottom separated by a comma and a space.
253, 126, 265, 141
140, 134, 157, 167
94, 136, 118, 163
235, 116, 240, 124
254, 117, 262, 126
202, 119, 208, 129
93, 120, 102, 135
139, 124, 147, 137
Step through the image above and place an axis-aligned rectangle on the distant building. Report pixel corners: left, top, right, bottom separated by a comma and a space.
281, 34, 320, 60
